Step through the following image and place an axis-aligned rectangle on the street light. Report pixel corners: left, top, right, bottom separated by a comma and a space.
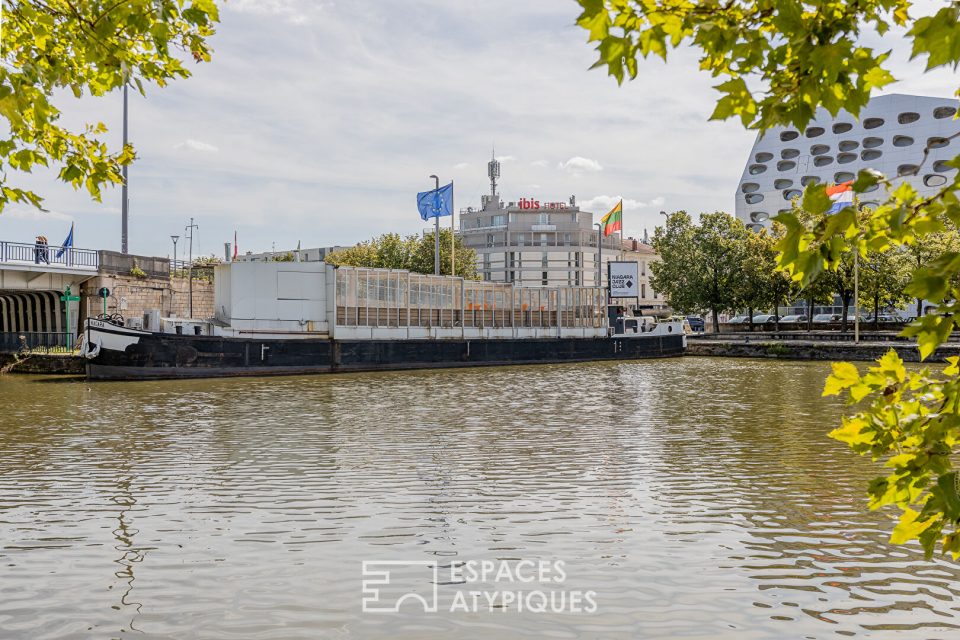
121, 64, 131, 254
594, 222, 603, 288
170, 235, 179, 275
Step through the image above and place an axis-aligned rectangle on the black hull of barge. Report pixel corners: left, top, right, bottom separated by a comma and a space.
86, 333, 685, 380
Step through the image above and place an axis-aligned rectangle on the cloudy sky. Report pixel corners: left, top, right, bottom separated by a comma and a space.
2, 0, 957, 258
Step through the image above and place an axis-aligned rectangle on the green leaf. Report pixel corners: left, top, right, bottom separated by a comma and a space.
934, 472, 960, 521
824, 361, 860, 396
802, 183, 831, 215
576, 0, 611, 41
852, 169, 881, 194
890, 508, 935, 545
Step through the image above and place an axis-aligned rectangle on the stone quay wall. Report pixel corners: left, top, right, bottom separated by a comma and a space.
685, 338, 960, 363
80, 273, 214, 323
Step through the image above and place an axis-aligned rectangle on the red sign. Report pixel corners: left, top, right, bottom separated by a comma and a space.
517, 198, 568, 210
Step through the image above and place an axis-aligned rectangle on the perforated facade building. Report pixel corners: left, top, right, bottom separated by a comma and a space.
735, 94, 959, 230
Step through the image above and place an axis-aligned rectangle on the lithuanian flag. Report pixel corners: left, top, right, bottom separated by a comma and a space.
600, 200, 622, 237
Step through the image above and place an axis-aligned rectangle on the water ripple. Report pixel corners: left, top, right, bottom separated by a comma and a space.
1, 357, 958, 638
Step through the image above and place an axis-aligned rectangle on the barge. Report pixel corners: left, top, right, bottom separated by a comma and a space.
82, 263, 684, 380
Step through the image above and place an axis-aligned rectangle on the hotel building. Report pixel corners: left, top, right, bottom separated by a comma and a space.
458, 157, 666, 311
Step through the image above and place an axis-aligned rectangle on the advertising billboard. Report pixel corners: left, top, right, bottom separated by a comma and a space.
608, 261, 639, 298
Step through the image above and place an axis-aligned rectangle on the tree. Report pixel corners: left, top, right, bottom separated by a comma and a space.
325, 230, 479, 279
648, 211, 698, 311
903, 230, 960, 317
408, 229, 479, 278
0, 0, 219, 212
740, 230, 776, 331
740, 226, 799, 331
829, 252, 858, 334
798, 273, 834, 332
651, 211, 748, 332
858, 248, 911, 325
576, 0, 960, 557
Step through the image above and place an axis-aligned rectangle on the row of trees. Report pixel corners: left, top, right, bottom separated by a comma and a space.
651, 211, 958, 334
323, 230, 479, 279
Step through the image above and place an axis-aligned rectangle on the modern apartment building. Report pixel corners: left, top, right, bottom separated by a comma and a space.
735, 93, 959, 230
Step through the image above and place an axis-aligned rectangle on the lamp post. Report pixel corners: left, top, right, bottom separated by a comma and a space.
594, 222, 603, 289
121, 74, 130, 254
429, 174, 440, 275
184, 218, 198, 318
171, 235, 179, 276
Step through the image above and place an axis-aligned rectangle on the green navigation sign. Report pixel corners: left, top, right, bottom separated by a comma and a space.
60, 285, 81, 351
98, 287, 110, 317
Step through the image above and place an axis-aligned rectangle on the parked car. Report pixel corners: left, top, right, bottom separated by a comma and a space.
752, 314, 779, 324
865, 314, 897, 323
728, 315, 749, 324
686, 315, 705, 332
812, 313, 841, 322
779, 314, 808, 323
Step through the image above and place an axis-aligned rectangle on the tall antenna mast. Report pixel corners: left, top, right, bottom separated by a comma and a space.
487, 147, 500, 198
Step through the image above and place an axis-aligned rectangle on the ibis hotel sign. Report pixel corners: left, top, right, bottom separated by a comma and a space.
516, 198, 569, 210
608, 261, 640, 298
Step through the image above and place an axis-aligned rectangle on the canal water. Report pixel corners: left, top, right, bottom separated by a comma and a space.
1, 358, 958, 639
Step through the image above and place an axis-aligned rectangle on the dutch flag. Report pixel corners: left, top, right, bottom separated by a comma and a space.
826, 181, 854, 214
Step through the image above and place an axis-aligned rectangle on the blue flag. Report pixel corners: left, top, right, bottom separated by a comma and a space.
417, 182, 453, 221
56, 223, 74, 258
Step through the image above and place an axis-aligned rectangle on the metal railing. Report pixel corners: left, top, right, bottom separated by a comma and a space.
0, 331, 76, 354
0, 241, 99, 269
334, 266, 608, 330
170, 260, 216, 280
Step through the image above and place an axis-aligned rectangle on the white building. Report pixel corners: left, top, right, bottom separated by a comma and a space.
735, 94, 959, 230
235, 246, 348, 262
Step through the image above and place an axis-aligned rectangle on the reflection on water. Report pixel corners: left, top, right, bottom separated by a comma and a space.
1, 357, 958, 639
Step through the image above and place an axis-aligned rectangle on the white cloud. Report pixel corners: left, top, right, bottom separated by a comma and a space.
227, 0, 324, 24
581, 195, 667, 212
2, 0, 947, 256
558, 156, 603, 175
527, 184, 541, 189
6, 206, 74, 222
174, 139, 219, 153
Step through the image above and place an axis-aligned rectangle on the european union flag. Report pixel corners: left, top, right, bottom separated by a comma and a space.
417, 182, 453, 221
55, 223, 74, 259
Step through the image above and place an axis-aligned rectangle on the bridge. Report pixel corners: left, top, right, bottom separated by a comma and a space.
0, 240, 100, 349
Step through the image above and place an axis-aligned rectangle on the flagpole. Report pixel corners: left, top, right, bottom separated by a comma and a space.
854, 195, 860, 344
121, 78, 129, 254
451, 180, 455, 277
619, 199, 624, 260
430, 174, 440, 276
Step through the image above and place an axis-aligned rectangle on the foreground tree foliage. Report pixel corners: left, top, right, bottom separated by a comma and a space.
0, 0, 220, 212
324, 230, 479, 279
576, 0, 960, 558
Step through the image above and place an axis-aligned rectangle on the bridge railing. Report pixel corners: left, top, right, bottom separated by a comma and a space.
0, 241, 99, 269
